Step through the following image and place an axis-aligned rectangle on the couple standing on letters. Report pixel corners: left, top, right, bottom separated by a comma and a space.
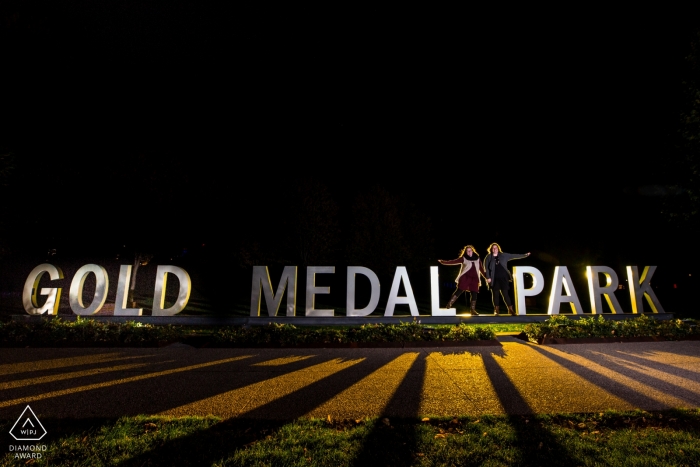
438, 243, 531, 316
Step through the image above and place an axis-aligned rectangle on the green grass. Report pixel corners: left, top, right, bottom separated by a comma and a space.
477, 323, 526, 333
3, 410, 699, 466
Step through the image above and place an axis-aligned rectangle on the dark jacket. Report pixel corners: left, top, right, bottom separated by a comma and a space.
484, 252, 528, 288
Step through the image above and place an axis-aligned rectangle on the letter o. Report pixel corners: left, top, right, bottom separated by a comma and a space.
69, 264, 109, 316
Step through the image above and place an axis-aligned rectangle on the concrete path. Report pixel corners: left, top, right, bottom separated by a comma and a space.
1, 337, 699, 421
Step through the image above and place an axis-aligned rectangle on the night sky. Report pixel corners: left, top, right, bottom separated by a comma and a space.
2, 5, 699, 310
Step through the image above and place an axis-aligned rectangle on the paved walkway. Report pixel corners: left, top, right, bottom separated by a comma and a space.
1, 337, 699, 421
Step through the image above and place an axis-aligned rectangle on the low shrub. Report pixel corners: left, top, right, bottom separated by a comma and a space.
0, 319, 497, 347
212, 321, 496, 346
0, 317, 182, 346
522, 315, 699, 343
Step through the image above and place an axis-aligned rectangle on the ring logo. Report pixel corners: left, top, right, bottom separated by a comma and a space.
9, 405, 47, 441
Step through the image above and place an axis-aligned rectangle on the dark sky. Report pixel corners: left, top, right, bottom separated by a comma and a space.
2, 5, 698, 281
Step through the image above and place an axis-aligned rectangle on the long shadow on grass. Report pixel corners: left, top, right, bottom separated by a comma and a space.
347, 348, 584, 466
475, 350, 582, 466
117, 352, 399, 466
349, 351, 427, 466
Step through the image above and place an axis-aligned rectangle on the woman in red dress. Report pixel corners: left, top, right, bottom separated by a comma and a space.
438, 245, 485, 315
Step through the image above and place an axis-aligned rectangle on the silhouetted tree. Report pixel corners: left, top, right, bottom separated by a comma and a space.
0, 152, 12, 186
664, 29, 700, 230
347, 186, 410, 280
283, 178, 340, 267
0, 152, 14, 258
236, 178, 340, 268
400, 201, 435, 272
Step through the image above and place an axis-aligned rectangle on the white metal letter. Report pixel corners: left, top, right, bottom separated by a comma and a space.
626, 266, 665, 313
347, 266, 380, 316
69, 264, 109, 316
547, 266, 583, 315
513, 266, 544, 315
250, 266, 297, 316
385, 266, 419, 316
430, 266, 455, 316
152, 265, 191, 316
586, 266, 623, 314
306, 266, 335, 317
114, 265, 143, 316
22, 264, 64, 315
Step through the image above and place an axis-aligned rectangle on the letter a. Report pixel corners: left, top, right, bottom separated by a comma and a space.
385, 267, 419, 316
547, 266, 583, 315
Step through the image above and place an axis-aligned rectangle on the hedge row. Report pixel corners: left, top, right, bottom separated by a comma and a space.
211, 321, 496, 346
0, 318, 496, 347
522, 315, 699, 343
0, 318, 181, 346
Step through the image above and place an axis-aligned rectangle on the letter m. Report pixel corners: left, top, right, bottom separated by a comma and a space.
250, 266, 297, 317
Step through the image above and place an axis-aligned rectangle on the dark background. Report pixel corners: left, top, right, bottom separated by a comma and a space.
2, 4, 699, 315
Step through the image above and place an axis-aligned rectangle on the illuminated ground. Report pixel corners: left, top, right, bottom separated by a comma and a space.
1, 338, 699, 420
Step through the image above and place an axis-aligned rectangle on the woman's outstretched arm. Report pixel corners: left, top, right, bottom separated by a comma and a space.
438, 258, 463, 265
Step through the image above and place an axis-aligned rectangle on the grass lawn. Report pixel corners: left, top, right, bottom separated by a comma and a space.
3, 410, 699, 466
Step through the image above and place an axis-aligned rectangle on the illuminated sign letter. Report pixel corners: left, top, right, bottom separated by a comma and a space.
114, 265, 143, 316
69, 264, 109, 315
513, 266, 544, 315
347, 266, 380, 316
250, 266, 297, 316
626, 266, 665, 313
22, 264, 64, 315
586, 266, 623, 314
547, 266, 583, 315
430, 266, 455, 316
385, 266, 419, 317
306, 266, 335, 317
152, 265, 191, 316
